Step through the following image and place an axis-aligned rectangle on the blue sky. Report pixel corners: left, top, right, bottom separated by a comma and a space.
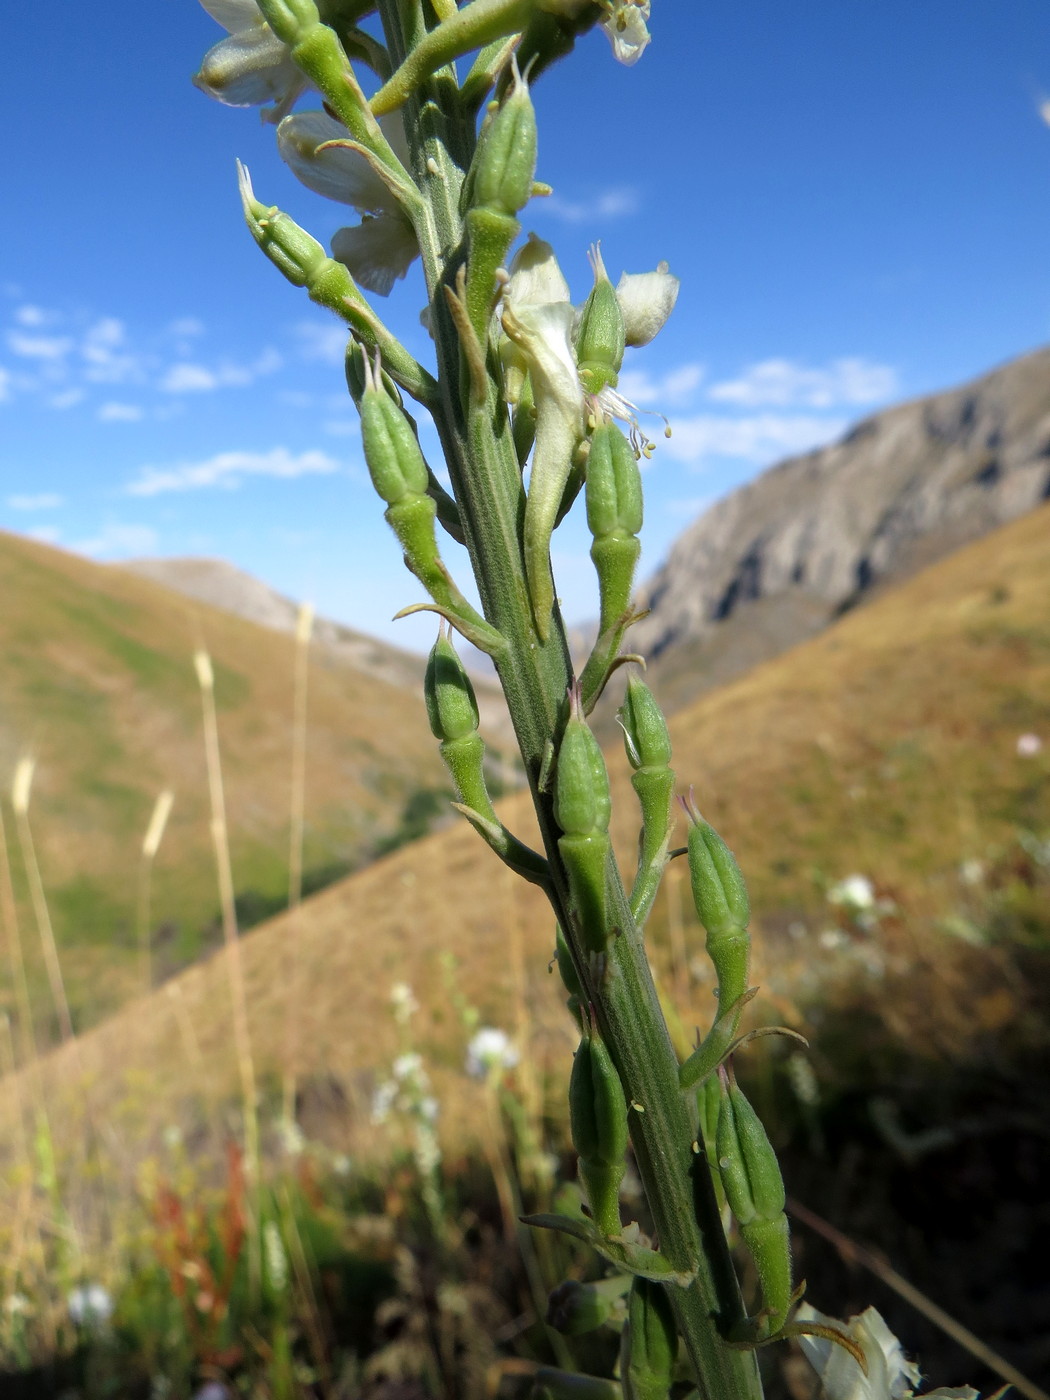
4, 1, 1050, 651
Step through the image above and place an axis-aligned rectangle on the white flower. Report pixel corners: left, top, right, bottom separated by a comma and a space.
599, 0, 652, 65
1017, 732, 1043, 757
389, 981, 419, 1024
67, 1283, 113, 1328
193, 0, 307, 122
796, 1304, 979, 1400
465, 1026, 520, 1079
392, 1051, 426, 1084
4, 1292, 30, 1317
276, 110, 419, 296
828, 874, 876, 912
616, 264, 680, 346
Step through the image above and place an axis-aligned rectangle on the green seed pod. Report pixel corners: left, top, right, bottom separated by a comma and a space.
620, 675, 672, 774
715, 1073, 786, 1227
569, 1029, 628, 1238
555, 924, 584, 1000
585, 423, 644, 541
576, 246, 626, 395
471, 56, 538, 217
556, 693, 613, 944
620, 1278, 678, 1400
547, 1275, 630, 1336
686, 811, 751, 1017
424, 630, 480, 743
360, 356, 430, 506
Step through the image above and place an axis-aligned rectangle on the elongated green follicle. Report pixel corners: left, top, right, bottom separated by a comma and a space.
555, 687, 613, 951
569, 1027, 628, 1238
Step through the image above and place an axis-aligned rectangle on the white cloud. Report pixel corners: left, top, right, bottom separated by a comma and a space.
126, 447, 341, 496
6, 331, 72, 360
1039, 98, 1050, 128
708, 357, 898, 409
7, 493, 64, 510
26, 524, 61, 544
14, 305, 50, 328
294, 320, 348, 365
73, 523, 159, 558
158, 347, 281, 393
662, 413, 846, 466
543, 186, 639, 223
98, 401, 144, 422
80, 317, 144, 384
49, 388, 84, 410
618, 361, 705, 408
0, 367, 10, 402
168, 317, 205, 339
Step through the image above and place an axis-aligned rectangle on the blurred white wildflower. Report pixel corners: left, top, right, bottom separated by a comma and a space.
819, 929, 848, 951
193, 0, 307, 121
389, 982, 419, 1025
67, 1283, 113, 1328
371, 1078, 398, 1124
465, 1026, 519, 1079
392, 1051, 425, 1084
4, 1292, 30, 1317
796, 1303, 979, 1400
787, 1051, 820, 1108
959, 859, 984, 887
828, 874, 876, 912
1017, 732, 1043, 757
278, 1116, 305, 1156
263, 1220, 288, 1293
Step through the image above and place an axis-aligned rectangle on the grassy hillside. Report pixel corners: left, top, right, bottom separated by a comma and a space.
9, 500, 1047, 1165
0, 530, 453, 1036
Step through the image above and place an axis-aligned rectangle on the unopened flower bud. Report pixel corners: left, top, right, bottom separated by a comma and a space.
570, 1029, 628, 1237
620, 1277, 679, 1400
424, 631, 480, 743
238, 162, 327, 288
619, 675, 671, 773
547, 1275, 630, 1336
715, 1072, 786, 1227
576, 246, 626, 395
471, 57, 538, 217
254, 0, 319, 46
359, 353, 430, 506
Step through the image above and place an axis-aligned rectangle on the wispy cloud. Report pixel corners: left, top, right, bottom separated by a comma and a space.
661, 413, 847, 467
6, 330, 73, 361
158, 347, 281, 393
542, 186, 639, 223
7, 492, 64, 510
73, 523, 159, 558
294, 319, 348, 366
125, 447, 341, 496
618, 361, 705, 408
98, 401, 144, 422
708, 357, 897, 409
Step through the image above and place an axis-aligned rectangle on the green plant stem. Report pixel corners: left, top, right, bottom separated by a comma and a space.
383, 28, 762, 1397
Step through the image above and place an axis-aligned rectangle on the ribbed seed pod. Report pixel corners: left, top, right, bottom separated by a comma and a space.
424, 629, 491, 816
360, 355, 430, 506
554, 924, 585, 1026
716, 1071, 793, 1337
620, 1278, 678, 1400
686, 811, 751, 1028
576, 246, 626, 396
555, 689, 613, 948
569, 1029, 628, 1238
585, 422, 643, 634
471, 56, 538, 218
618, 674, 675, 924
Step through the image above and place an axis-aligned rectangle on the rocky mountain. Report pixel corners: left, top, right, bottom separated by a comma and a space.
634, 344, 1050, 711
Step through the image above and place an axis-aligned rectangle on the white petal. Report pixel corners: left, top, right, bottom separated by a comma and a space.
194, 28, 304, 107
501, 300, 580, 416
278, 112, 396, 211
330, 215, 419, 296
505, 234, 571, 310
616, 262, 679, 346
198, 0, 262, 33
600, 0, 652, 65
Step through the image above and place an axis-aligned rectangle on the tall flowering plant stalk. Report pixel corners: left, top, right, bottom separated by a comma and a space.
191, 5, 951, 1397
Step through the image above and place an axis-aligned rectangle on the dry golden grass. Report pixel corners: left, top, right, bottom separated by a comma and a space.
2, 503, 1048, 1174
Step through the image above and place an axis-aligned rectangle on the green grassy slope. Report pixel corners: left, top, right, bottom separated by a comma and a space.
11, 502, 1047, 1160
0, 530, 450, 1035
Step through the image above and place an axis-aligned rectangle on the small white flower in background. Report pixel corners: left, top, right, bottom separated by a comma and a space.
4, 1292, 30, 1317
828, 874, 876, 912
371, 1078, 398, 1124
599, 0, 652, 65
819, 928, 848, 951
192, 1384, 231, 1400
277, 111, 420, 295
465, 1026, 520, 1079
389, 982, 419, 1025
418, 1094, 440, 1123
959, 859, 984, 887
278, 1116, 305, 1156
796, 1304, 979, 1400
392, 1051, 425, 1084
67, 1283, 113, 1328
263, 1219, 288, 1293
193, 0, 307, 121
1016, 732, 1043, 757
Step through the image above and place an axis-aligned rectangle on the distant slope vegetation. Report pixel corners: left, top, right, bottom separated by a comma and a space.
23, 502, 1048, 1151
636, 344, 1050, 713
0, 531, 450, 1036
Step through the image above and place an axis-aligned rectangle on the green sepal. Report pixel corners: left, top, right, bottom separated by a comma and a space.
569, 1031, 629, 1237
361, 378, 430, 506
620, 675, 671, 773
620, 1278, 679, 1400
522, 1215, 696, 1288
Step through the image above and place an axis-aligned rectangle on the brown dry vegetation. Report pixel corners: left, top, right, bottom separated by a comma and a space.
7, 500, 1047, 1174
